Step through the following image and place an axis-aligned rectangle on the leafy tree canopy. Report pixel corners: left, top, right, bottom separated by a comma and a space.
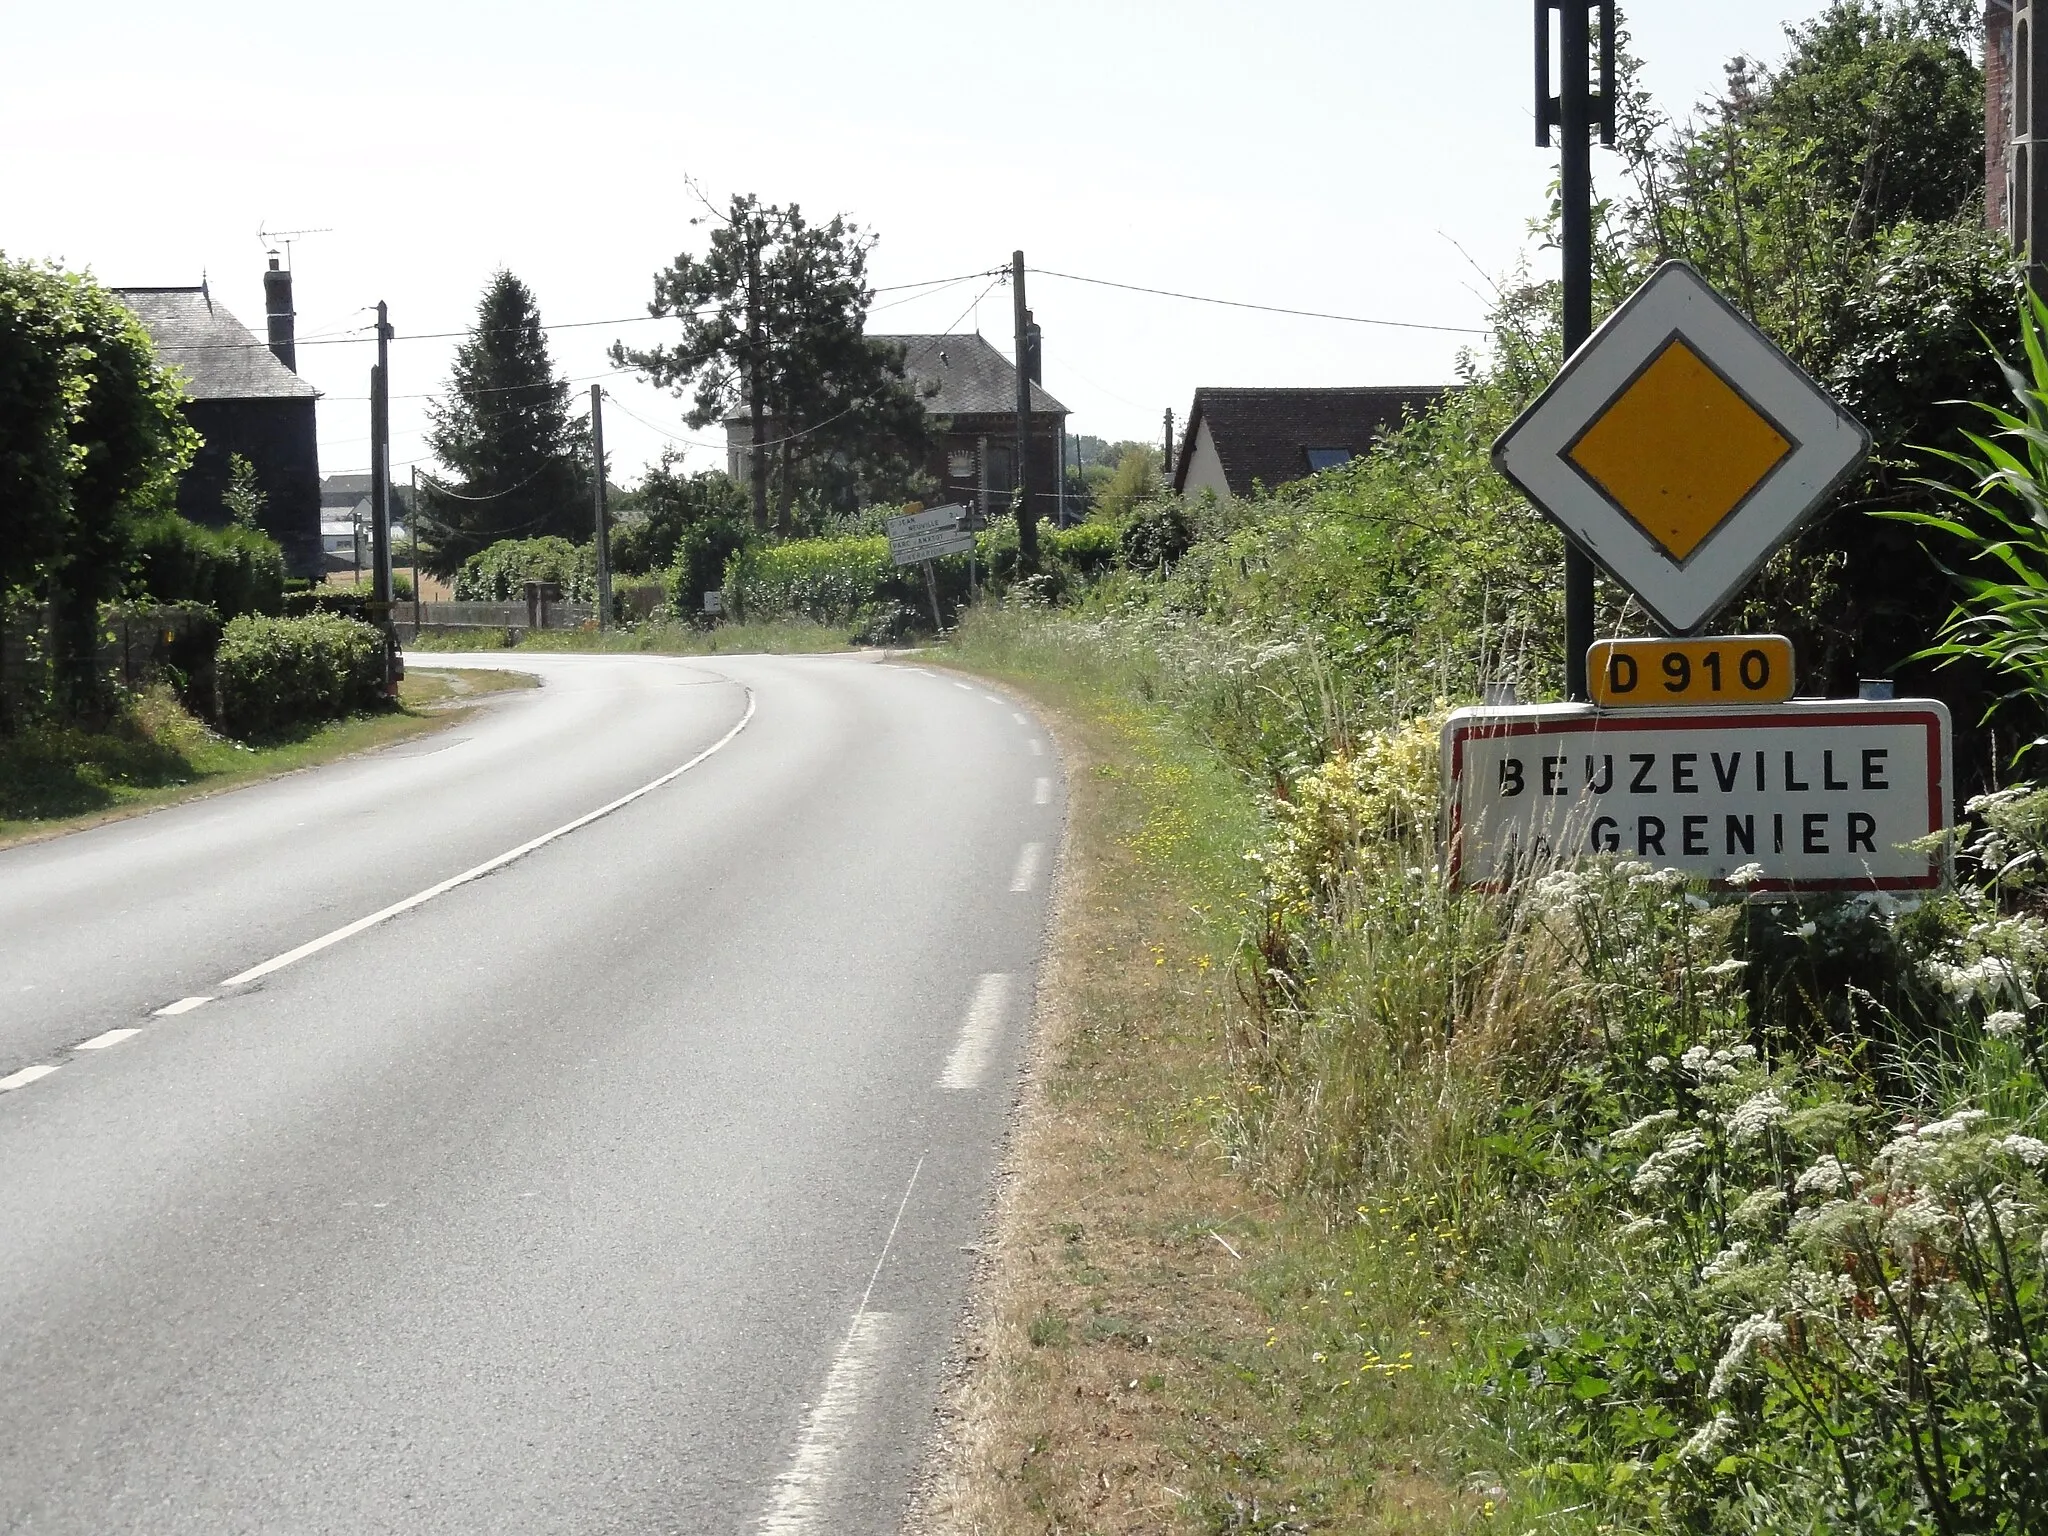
608, 452, 748, 574
421, 270, 591, 576
612, 193, 934, 533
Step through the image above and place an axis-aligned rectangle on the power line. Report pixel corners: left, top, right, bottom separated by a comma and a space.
1024, 267, 1489, 335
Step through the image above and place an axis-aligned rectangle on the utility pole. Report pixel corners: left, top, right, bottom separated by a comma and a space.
1012, 250, 1038, 571
591, 384, 612, 631
410, 465, 423, 630
1537, 0, 1615, 699
745, 215, 770, 534
1162, 408, 1174, 480
370, 299, 397, 692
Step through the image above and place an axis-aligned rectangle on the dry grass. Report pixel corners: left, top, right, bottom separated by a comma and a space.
909, 661, 1479, 1535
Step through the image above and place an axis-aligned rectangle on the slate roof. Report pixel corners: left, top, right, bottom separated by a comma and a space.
725, 332, 1067, 423
873, 333, 1066, 417
1173, 385, 1453, 496
113, 287, 317, 402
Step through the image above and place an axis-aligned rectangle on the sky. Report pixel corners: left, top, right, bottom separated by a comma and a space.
0, 0, 1849, 487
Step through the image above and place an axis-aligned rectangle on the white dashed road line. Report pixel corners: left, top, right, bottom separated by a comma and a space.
1012, 712, 1027, 726
1010, 843, 1043, 893
940, 974, 1011, 1092
74, 1028, 139, 1051
953, 681, 973, 690
220, 690, 756, 989
1034, 777, 1051, 805
154, 996, 213, 1017
1026, 738, 1042, 757
0, 1064, 59, 1092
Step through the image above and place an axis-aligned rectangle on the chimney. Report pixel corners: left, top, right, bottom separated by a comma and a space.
264, 256, 297, 372
1024, 310, 1042, 385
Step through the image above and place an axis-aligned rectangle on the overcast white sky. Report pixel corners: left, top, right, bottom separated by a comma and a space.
2, 1, 1847, 485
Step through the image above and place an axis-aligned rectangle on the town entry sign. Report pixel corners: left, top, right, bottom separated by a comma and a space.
1492, 260, 1871, 636
1448, 262, 1950, 893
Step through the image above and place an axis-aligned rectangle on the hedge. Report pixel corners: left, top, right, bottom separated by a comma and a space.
131, 512, 286, 620
725, 535, 910, 624
214, 612, 385, 737
455, 536, 595, 601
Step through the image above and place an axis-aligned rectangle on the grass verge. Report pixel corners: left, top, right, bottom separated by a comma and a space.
910, 631, 1482, 1534
0, 667, 536, 849
405, 618, 855, 655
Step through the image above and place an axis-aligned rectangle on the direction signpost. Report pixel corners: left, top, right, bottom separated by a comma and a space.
888, 504, 973, 632
1453, 259, 1952, 893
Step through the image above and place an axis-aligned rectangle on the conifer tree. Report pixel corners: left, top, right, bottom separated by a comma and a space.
420, 271, 590, 575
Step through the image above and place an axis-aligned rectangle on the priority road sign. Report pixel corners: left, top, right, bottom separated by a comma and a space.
1493, 261, 1871, 636
1442, 699, 1951, 893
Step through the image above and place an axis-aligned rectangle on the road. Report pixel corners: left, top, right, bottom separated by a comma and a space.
0, 650, 1061, 1534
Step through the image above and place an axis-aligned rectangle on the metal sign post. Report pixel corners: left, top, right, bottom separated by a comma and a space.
888, 505, 974, 633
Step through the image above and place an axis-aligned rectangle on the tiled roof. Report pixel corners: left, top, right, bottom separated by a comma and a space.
1174, 386, 1453, 496
112, 287, 316, 402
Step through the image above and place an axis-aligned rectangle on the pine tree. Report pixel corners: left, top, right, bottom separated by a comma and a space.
420, 271, 590, 575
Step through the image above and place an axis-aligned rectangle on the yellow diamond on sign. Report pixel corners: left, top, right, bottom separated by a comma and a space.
1492, 261, 1871, 635
1566, 339, 1791, 561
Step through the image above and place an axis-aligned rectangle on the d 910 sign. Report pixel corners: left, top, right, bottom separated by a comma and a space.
1588, 635, 1795, 707
1442, 699, 1951, 892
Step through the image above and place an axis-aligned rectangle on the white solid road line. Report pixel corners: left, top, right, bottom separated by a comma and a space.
1034, 777, 1051, 805
1009, 843, 1043, 893
1027, 738, 1043, 757
154, 996, 213, 1017
940, 974, 1011, 1092
758, 1154, 924, 1534
0, 1064, 58, 1092
74, 1028, 140, 1051
219, 690, 757, 990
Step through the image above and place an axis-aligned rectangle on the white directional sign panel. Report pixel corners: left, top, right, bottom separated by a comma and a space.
1442, 699, 1951, 893
887, 505, 975, 567
1492, 261, 1870, 635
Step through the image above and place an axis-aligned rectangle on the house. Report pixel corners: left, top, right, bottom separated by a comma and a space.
1170, 386, 1453, 499
724, 332, 1068, 522
318, 474, 412, 577
114, 260, 321, 576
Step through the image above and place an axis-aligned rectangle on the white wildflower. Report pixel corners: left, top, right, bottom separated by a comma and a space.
1796, 921, 1817, 939
1710, 1312, 1785, 1397
1916, 1109, 1990, 1140
1647, 1056, 1671, 1075
1985, 1010, 2027, 1041
1886, 1195, 1954, 1246
1632, 1131, 1708, 1195
1614, 1213, 1664, 1241
1731, 1188, 1788, 1230
1679, 1412, 1738, 1464
1794, 1160, 1853, 1196
1612, 1109, 1680, 1150
1727, 1090, 1790, 1144
1998, 1134, 2048, 1168
1726, 863, 1767, 888
1701, 1241, 1752, 1281
1703, 958, 1747, 979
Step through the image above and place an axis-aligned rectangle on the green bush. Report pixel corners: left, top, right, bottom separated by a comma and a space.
214, 612, 386, 737
131, 512, 286, 619
667, 513, 754, 618
725, 534, 900, 624
1045, 521, 1121, 575
454, 536, 594, 601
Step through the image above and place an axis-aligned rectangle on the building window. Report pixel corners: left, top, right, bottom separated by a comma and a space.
1304, 447, 1354, 472
986, 447, 1014, 496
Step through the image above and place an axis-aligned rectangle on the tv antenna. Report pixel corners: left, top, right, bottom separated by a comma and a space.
256, 223, 332, 269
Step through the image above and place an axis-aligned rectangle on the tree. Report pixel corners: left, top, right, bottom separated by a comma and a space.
612, 193, 933, 534
419, 271, 590, 576
608, 452, 748, 574
0, 257, 195, 722
222, 452, 266, 529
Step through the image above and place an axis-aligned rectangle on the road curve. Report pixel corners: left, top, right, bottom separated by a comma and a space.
0, 650, 1062, 1534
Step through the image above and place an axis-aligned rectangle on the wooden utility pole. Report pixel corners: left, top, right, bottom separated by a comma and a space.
1162, 408, 1174, 479
410, 465, 423, 629
591, 384, 613, 631
1012, 250, 1038, 571
745, 215, 770, 533
1537, 0, 1614, 699
370, 299, 397, 692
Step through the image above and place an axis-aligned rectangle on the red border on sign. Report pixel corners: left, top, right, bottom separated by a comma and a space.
1446, 707, 1948, 893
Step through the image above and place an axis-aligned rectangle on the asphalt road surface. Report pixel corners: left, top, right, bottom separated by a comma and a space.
0, 650, 1062, 1534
